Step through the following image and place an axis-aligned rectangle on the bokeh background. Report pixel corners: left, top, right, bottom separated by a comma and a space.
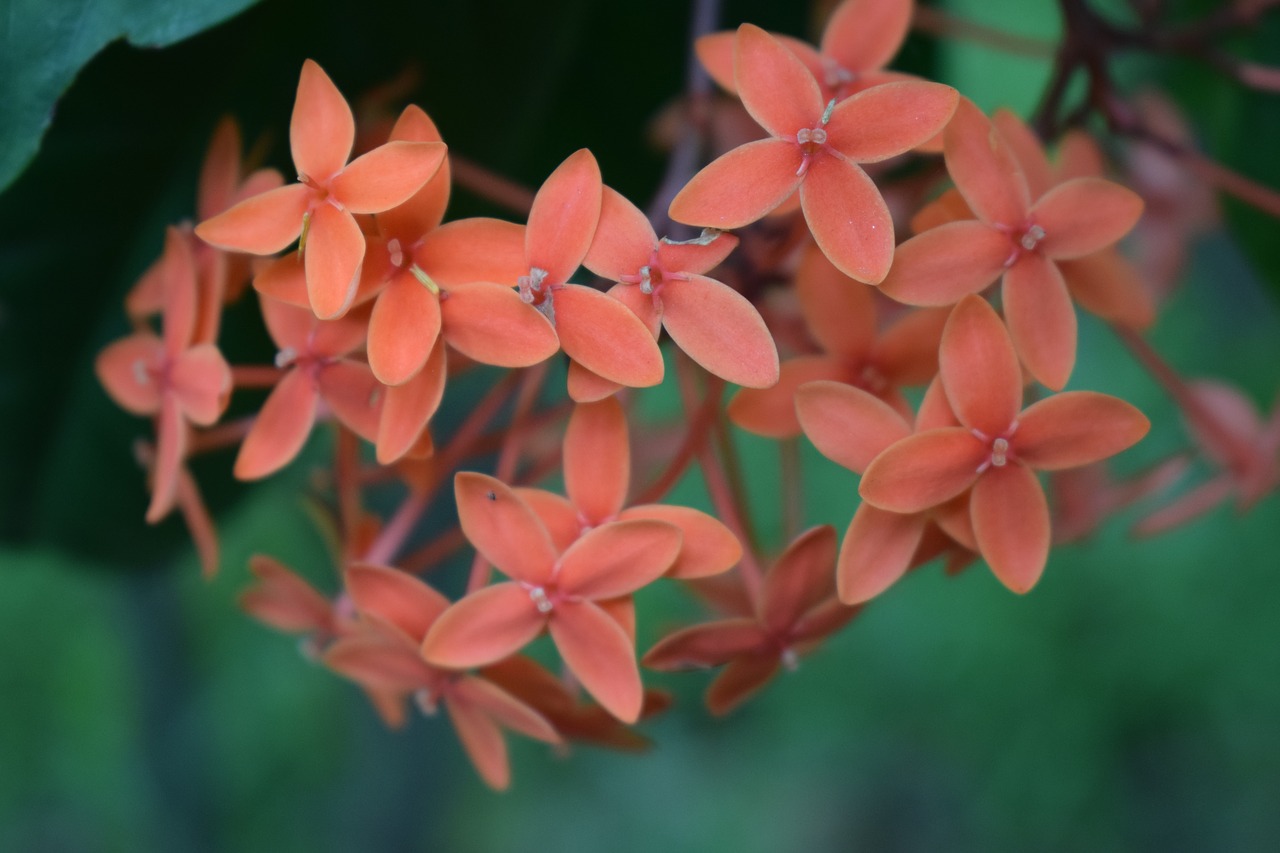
3, 0, 1279, 850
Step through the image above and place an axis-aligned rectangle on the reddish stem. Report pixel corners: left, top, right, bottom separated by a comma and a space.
230, 365, 282, 389
450, 155, 536, 217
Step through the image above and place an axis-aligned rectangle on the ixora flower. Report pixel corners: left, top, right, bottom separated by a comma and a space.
669, 23, 957, 284
421, 473, 683, 723
195, 60, 446, 320
858, 296, 1150, 593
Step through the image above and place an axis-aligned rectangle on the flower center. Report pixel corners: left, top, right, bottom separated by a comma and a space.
974, 423, 1019, 474
1004, 221, 1047, 267
526, 585, 554, 614
518, 267, 556, 324
386, 238, 405, 269
796, 100, 838, 177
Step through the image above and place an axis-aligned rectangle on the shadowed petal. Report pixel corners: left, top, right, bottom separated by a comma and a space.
735, 24, 824, 138
234, 369, 318, 480
514, 488, 581, 553
729, 356, 843, 438
368, 271, 442, 385
1059, 251, 1154, 330
944, 98, 1030, 227
800, 157, 894, 284
642, 619, 767, 669
170, 345, 231, 425
583, 187, 657, 281
669, 139, 804, 228
318, 360, 381, 442
762, 525, 837, 631
422, 582, 545, 669
253, 254, 309, 308
554, 285, 664, 387
661, 274, 779, 387
381, 104, 451, 235
451, 675, 560, 744
376, 338, 446, 464
306, 204, 365, 319
557, 520, 682, 600
417, 218, 527, 288
160, 228, 199, 354
440, 282, 558, 368
567, 361, 624, 403
240, 555, 334, 634
971, 463, 1050, 594
324, 633, 434, 692
795, 244, 876, 360
1016, 392, 1150, 470
825, 81, 957, 163
146, 397, 186, 523
455, 473, 558, 585
695, 31, 738, 92
549, 600, 643, 723
1002, 253, 1076, 391
706, 655, 781, 716
939, 295, 1023, 435
877, 221, 1009, 306
444, 697, 510, 790
795, 380, 912, 474
527, 149, 602, 285
331, 140, 446, 214
565, 398, 630, 523
346, 563, 450, 642
97, 334, 164, 415
875, 307, 950, 385
993, 109, 1053, 197
291, 60, 354, 182
1034, 177, 1144, 259
859, 428, 986, 513
195, 184, 309, 255
822, 0, 913, 72
837, 504, 926, 604
620, 504, 742, 579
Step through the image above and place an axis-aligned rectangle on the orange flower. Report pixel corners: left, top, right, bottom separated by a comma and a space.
669, 24, 957, 284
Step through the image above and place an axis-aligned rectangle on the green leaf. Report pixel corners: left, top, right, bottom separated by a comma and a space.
0, 0, 261, 192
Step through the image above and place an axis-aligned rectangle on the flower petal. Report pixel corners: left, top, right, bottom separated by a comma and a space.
762, 525, 837, 631
565, 398, 630, 524
549, 600, 643, 723
874, 306, 950, 385
324, 632, 434, 693
641, 619, 767, 669
170, 344, 231, 426
1059, 251, 1154, 330
656, 230, 739, 276
728, 356, 842, 439
800, 157, 894, 284
795, 244, 876, 360
146, 397, 186, 523
939, 295, 1022, 436
436, 282, 555, 367
859, 428, 986, 513
444, 695, 510, 790
451, 675, 561, 744
234, 369, 318, 480
557, 519, 682, 600
825, 81, 957, 163
514, 487, 581, 553
706, 655, 781, 716
367, 270, 442, 385
421, 582, 545, 669
346, 563, 450, 642
318, 360, 381, 442
877, 221, 1009, 306
291, 60, 354, 183
1034, 177, 1144, 260
194, 184, 310, 255
669, 139, 804, 228
376, 339, 446, 464
566, 361, 624, 403
582, 186, 657, 282
96, 334, 164, 415
795, 380, 912, 474
240, 555, 334, 634
970, 463, 1050, 594
417, 217, 527, 288
735, 23, 824, 138
305, 204, 365, 319
253, 254, 310, 308
381, 104, 451, 235
821, 0, 913, 72
455, 472, 558, 585
694, 31, 738, 93
660, 274, 779, 388
1016, 391, 1150, 470
944, 98, 1030, 227
331, 140, 447, 214
1002, 252, 1076, 391
553, 284, 664, 387
837, 504, 926, 604
526, 149, 602, 285
619, 504, 742, 579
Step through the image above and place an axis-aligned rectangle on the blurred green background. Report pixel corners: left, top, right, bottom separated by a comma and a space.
3, 0, 1279, 850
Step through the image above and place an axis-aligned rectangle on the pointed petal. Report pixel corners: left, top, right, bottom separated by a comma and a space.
859, 428, 986, 513
877, 221, 1009, 306
549, 600, 643, 723
444, 697, 510, 790
196, 117, 242, 221
253, 254, 310, 308
381, 104, 451, 235
728, 356, 843, 439
1002, 253, 1076, 391
376, 338, 446, 464
661, 274, 779, 387
331, 141, 446, 214
146, 398, 186, 523
916, 374, 961, 430
874, 306, 950, 385
582, 186, 657, 281
455, 472, 558, 585
800, 157, 894, 284
565, 398, 630, 523
440, 282, 558, 367
910, 186, 975, 233
513, 487, 581, 553
421, 582, 545, 668
795, 380, 912, 473
324, 633, 434, 692
991, 109, 1053, 196
345, 563, 450, 642
598, 596, 636, 645
825, 81, 957, 163
195, 184, 309, 255
175, 465, 219, 578
837, 504, 926, 604
939, 295, 1022, 435
567, 361, 624, 403
669, 139, 804, 228
735, 24, 824, 137
1055, 129, 1106, 180
607, 281, 662, 336
619, 504, 742, 579
96, 334, 164, 415
234, 370, 318, 480
367, 271, 442, 385
305, 204, 365, 319
706, 655, 781, 716
642, 619, 767, 669
450, 675, 560, 743
416, 218, 527, 289
553, 284, 664, 387
557, 519, 682, 600
291, 60, 354, 182
1034, 177, 1144, 259
762, 525, 837, 631
944, 98, 1030, 227
694, 31, 738, 93
170, 345, 231, 425
318, 360, 381, 443
240, 555, 334, 634
1059, 251, 1155, 330
821, 0, 913, 72
971, 464, 1050, 594
1016, 392, 1150, 470
526, 149, 602, 285
795, 244, 876, 360
159, 228, 199, 354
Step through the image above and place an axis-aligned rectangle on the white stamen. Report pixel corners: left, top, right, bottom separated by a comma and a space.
528, 586, 554, 614
132, 359, 150, 386
1020, 224, 1046, 252
387, 238, 404, 268
991, 437, 1010, 467
638, 265, 653, 295
274, 347, 298, 369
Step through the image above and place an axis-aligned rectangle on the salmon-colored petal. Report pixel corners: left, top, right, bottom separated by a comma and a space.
305, 204, 365, 319
795, 380, 912, 474
513, 488, 581, 553
728, 356, 843, 438
526, 149, 602, 285
669, 139, 804, 228
444, 696, 510, 790
331, 140, 447, 214
761, 525, 837, 630
877, 221, 1009, 306
253, 254, 310, 308
417, 218, 527, 288
553, 284, 664, 387
916, 374, 960, 430
939, 295, 1022, 435
706, 655, 781, 716
557, 519, 682, 600
661, 274, 779, 388
345, 563, 450, 642
194, 184, 309, 255
565, 398, 630, 523
566, 361, 623, 403
993, 109, 1053, 197
795, 244, 875, 360
234, 369, 318, 480
932, 492, 978, 552
1055, 129, 1105, 180
291, 60, 354, 182
821, 0, 913, 72
451, 675, 561, 744
1016, 392, 1150, 470
1002, 253, 1076, 391
421, 582, 545, 669
971, 463, 1050, 594
146, 397, 186, 523
309, 307, 369, 358
240, 555, 334, 634
825, 81, 957, 163
735, 24, 824, 137
376, 338, 446, 464
324, 633, 433, 693
837, 504, 926, 604
791, 597, 859, 643
440, 282, 558, 367
170, 345, 231, 426
910, 187, 974, 234
874, 307, 950, 385
367, 270, 442, 385
159, 228, 199, 354
655, 230, 739, 276
619, 504, 742, 579
607, 282, 662, 337
259, 294, 317, 351
175, 465, 219, 578
598, 596, 636, 645
695, 31, 738, 92
582, 186, 656, 281
801, 157, 894, 284
549, 600, 643, 723
641, 619, 767, 669
455, 472, 558, 585
859, 428, 986, 513
196, 117, 241, 221
97, 334, 164, 415
944, 98, 1030, 227
318, 360, 381, 443
381, 104, 451, 236
1059, 251, 1155, 330
1034, 177, 1144, 260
